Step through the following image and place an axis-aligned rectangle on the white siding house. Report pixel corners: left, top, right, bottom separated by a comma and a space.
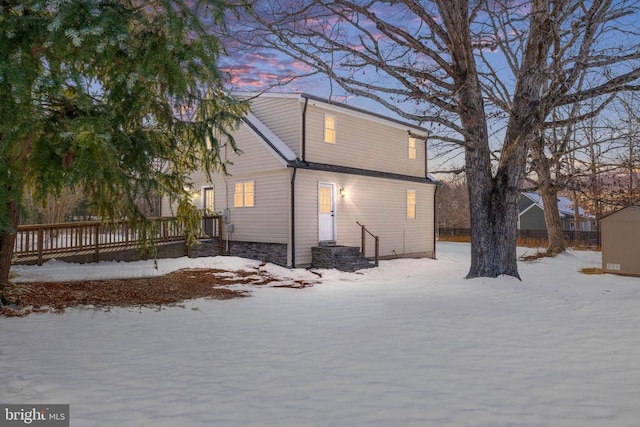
163, 93, 437, 268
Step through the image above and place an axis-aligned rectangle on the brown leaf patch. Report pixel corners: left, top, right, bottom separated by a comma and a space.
1, 269, 253, 317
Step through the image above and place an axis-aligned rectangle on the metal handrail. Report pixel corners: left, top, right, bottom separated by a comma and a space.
356, 221, 379, 267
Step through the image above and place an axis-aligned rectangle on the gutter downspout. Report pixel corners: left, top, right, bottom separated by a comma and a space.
291, 96, 310, 268
424, 138, 429, 181
290, 167, 297, 268
423, 135, 437, 259
433, 182, 439, 260
302, 96, 309, 164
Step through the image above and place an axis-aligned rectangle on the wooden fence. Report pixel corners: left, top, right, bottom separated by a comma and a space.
13, 215, 222, 265
438, 227, 601, 248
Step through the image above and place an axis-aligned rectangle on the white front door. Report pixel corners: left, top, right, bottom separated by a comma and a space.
318, 183, 336, 242
203, 187, 214, 213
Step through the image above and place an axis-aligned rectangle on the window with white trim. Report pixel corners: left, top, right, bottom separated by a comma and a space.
234, 181, 255, 208
324, 114, 336, 144
407, 189, 416, 219
408, 136, 417, 159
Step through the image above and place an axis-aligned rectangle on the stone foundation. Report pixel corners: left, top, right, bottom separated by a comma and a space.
311, 245, 375, 272
189, 239, 222, 258
225, 240, 288, 267
190, 239, 287, 267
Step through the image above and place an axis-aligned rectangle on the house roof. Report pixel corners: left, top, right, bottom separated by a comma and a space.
242, 113, 297, 164
242, 116, 435, 183
299, 93, 429, 135
599, 204, 640, 222
297, 161, 434, 184
522, 192, 594, 219
233, 91, 429, 135
239, 93, 435, 184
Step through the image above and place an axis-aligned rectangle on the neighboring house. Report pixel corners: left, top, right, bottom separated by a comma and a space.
162, 92, 437, 267
600, 205, 640, 276
518, 192, 595, 232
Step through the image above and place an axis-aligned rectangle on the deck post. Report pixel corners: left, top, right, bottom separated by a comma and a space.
94, 223, 100, 263
217, 216, 224, 255
162, 220, 167, 241
37, 227, 44, 266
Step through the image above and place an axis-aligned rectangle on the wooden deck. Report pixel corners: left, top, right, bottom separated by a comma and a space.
12, 216, 222, 265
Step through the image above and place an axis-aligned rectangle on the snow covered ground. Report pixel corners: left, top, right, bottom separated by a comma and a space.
2, 242, 640, 426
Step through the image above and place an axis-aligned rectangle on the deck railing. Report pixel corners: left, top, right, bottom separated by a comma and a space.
13, 215, 222, 265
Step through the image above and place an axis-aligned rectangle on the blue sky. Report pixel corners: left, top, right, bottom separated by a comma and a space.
215, 1, 640, 174
219, 52, 385, 113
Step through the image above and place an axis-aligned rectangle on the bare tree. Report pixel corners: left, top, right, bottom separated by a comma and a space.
528, 95, 613, 255
225, 0, 640, 278
580, 117, 612, 222
613, 93, 640, 205
436, 178, 470, 229
482, 0, 636, 256
529, 129, 570, 255
567, 94, 640, 218
39, 189, 83, 225
21, 185, 84, 225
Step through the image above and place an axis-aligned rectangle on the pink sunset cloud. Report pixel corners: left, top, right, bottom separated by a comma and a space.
220, 48, 315, 91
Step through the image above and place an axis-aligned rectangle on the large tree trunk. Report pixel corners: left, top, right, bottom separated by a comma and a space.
468, 0, 553, 277
457, 67, 525, 278
437, 0, 552, 279
436, 0, 524, 279
531, 137, 566, 255
0, 200, 19, 289
540, 183, 565, 255
466, 158, 523, 279
458, 76, 523, 278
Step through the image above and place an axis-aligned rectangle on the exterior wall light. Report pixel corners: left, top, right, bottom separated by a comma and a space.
183, 185, 200, 200
339, 187, 346, 198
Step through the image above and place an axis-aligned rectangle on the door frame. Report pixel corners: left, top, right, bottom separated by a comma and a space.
318, 182, 336, 242
202, 186, 215, 213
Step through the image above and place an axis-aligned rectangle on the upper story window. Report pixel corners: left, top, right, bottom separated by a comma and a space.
234, 181, 255, 208
408, 137, 417, 159
407, 189, 416, 219
324, 114, 336, 144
